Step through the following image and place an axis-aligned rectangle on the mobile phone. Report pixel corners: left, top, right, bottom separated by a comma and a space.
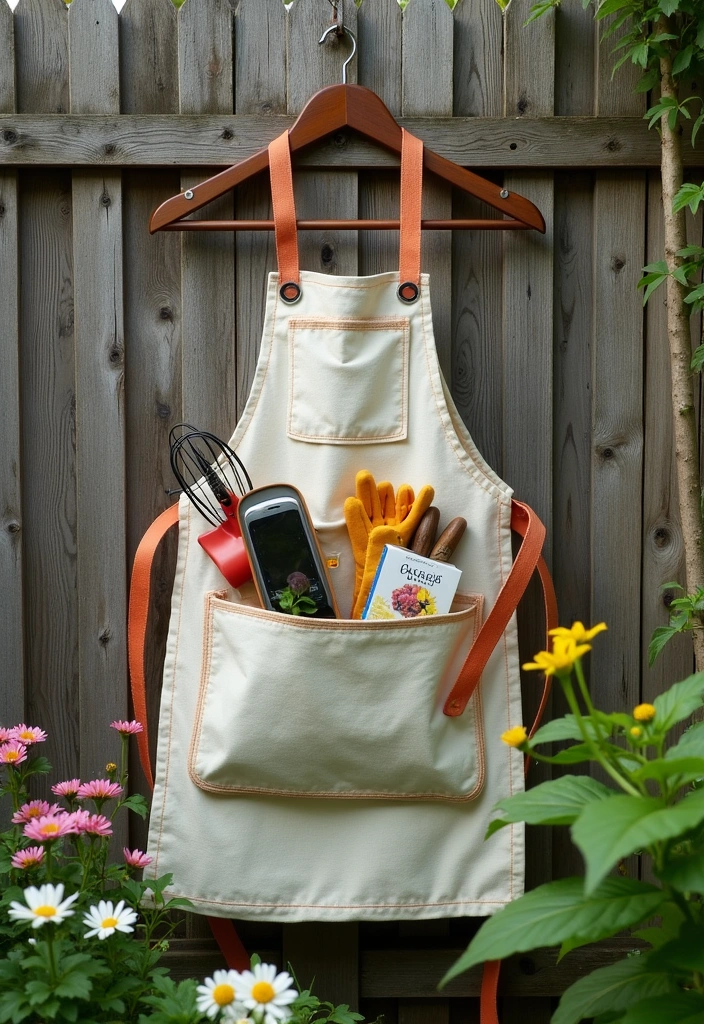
237, 485, 339, 619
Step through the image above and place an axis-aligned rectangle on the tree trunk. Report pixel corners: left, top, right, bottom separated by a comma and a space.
658, 20, 704, 672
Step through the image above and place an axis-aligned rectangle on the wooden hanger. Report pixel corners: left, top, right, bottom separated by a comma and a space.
150, 26, 545, 236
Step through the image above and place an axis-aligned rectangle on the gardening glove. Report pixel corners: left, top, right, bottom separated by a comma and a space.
344, 470, 435, 616
352, 525, 402, 620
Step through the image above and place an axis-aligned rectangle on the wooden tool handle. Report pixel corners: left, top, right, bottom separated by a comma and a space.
430, 517, 467, 563
410, 506, 440, 557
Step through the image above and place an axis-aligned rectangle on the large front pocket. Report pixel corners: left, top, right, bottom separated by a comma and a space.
287, 317, 410, 444
189, 592, 485, 801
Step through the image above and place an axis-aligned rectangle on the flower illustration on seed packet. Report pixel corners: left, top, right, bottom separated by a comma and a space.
391, 583, 437, 618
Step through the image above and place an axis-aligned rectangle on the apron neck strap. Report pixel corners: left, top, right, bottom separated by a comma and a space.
268, 127, 424, 304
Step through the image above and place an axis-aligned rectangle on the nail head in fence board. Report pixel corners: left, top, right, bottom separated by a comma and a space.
0, 115, 694, 168
70, 0, 127, 795
119, 0, 178, 115
282, 2, 359, 999
0, 0, 15, 113
178, 0, 235, 441
20, 172, 78, 781
402, 0, 453, 380
0, 8, 23, 725
452, 0, 503, 474
120, 0, 181, 840
13, 0, 69, 115
358, 0, 402, 117
551, 173, 593, 880
0, 168, 23, 726
234, 0, 285, 416
641, 172, 692, 705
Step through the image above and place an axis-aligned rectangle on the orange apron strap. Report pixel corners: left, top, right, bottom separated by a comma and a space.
443, 499, 556, 717
128, 502, 180, 789
127, 501, 250, 972
269, 130, 300, 298
399, 128, 423, 295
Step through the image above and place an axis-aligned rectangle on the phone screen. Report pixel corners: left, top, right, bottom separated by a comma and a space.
248, 509, 336, 618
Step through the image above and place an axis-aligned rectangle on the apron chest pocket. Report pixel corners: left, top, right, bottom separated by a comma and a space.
189, 591, 486, 802
287, 317, 410, 444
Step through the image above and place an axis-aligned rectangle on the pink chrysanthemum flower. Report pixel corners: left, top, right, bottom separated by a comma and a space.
24, 813, 76, 842
11, 800, 62, 825
0, 727, 14, 744
51, 779, 82, 799
109, 720, 143, 736
76, 780, 123, 801
11, 847, 45, 870
76, 813, 112, 838
0, 741, 28, 767
11, 725, 47, 746
123, 848, 153, 869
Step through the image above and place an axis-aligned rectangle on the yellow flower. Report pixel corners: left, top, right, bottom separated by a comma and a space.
501, 725, 528, 748
105, 763, 117, 774
523, 636, 591, 678
633, 703, 656, 723
629, 726, 642, 739
549, 621, 607, 644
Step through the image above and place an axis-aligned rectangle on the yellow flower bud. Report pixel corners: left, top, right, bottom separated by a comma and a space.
633, 703, 656, 723
105, 763, 117, 773
501, 725, 528, 749
629, 726, 642, 739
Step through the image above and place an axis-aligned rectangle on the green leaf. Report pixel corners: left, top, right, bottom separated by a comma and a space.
657, 0, 680, 12
328, 1005, 364, 1024
632, 900, 686, 949
630, 756, 704, 786
672, 44, 694, 75
120, 794, 148, 819
595, 0, 631, 17
653, 671, 704, 730
486, 776, 613, 837
439, 877, 665, 984
691, 344, 704, 372
552, 955, 672, 1024
573, 788, 704, 893
673, 182, 704, 214
666, 721, 704, 760
648, 625, 682, 665
647, 922, 704, 973
657, 849, 704, 892
620, 992, 704, 1024
529, 715, 596, 745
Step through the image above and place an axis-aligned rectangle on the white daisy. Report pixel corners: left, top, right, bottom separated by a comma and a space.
8, 883, 79, 929
196, 970, 247, 1020
82, 899, 137, 940
238, 963, 298, 1024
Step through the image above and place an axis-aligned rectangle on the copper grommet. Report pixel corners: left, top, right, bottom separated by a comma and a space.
398, 281, 419, 303
280, 282, 301, 303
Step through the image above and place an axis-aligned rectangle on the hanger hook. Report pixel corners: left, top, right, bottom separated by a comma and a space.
318, 23, 357, 85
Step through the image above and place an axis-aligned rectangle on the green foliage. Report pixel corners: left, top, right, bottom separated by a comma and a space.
648, 586, 704, 664
442, 634, 704, 1022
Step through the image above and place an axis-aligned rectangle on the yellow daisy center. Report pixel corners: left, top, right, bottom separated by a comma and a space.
18, 731, 33, 741
213, 984, 236, 1006
5, 751, 19, 762
34, 906, 57, 918
102, 917, 118, 929
40, 824, 60, 835
251, 981, 276, 1004
27, 808, 42, 818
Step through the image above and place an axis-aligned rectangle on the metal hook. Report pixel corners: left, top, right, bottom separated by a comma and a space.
325, 0, 344, 35
318, 23, 357, 85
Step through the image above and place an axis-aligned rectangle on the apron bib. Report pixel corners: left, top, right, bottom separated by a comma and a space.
144, 129, 526, 920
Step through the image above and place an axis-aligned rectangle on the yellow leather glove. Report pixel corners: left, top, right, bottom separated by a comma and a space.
344, 470, 435, 618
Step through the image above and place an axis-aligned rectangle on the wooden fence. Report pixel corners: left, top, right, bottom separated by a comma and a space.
1, 0, 703, 1019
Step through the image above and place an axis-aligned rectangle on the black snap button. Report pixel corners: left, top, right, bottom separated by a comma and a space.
398, 281, 419, 303
280, 282, 301, 303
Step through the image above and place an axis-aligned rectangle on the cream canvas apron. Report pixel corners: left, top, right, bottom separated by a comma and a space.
143, 129, 527, 921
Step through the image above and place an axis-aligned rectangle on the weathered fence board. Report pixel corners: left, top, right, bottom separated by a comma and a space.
2, 0, 703, 1016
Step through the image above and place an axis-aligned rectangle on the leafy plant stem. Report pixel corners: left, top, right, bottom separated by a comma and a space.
560, 676, 640, 796
44, 841, 54, 882
44, 931, 58, 986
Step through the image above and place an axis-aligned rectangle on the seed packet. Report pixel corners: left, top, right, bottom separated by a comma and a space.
361, 545, 462, 620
